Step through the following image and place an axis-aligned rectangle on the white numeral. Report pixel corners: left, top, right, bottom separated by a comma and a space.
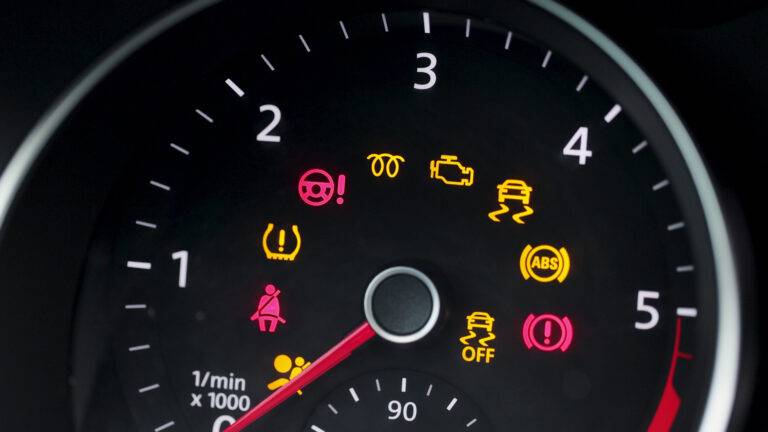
172, 250, 188, 288
563, 126, 592, 165
413, 52, 437, 90
256, 104, 282, 143
388, 400, 417, 422
635, 290, 660, 330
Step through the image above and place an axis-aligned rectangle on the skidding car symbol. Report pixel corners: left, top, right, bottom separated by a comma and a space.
429, 155, 474, 186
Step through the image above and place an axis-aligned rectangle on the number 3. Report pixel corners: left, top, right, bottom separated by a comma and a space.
414, 52, 437, 90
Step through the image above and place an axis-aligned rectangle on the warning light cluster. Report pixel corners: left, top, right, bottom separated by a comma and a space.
458, 310, 575, 365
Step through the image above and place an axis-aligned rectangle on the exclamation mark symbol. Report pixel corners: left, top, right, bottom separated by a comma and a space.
336, 174, 346, 205
544, 320, 552, 345
278, 229, 286, 252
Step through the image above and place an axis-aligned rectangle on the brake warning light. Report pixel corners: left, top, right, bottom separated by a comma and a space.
522, 314, 573, 352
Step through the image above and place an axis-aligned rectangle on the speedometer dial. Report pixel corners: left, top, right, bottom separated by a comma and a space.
57, 1, 741, 431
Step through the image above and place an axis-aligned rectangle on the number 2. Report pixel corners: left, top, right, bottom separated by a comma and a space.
256, 104, 281, 143
414, 52, 437, 90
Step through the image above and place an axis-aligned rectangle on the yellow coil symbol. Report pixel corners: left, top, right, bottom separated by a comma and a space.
367, 153, 405, 178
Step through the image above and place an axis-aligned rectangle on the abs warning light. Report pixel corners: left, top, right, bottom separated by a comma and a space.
519, 244, 571, 283
523, 314, 574, 352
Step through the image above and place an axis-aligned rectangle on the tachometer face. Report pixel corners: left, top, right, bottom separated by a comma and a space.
68, 2, 736, 432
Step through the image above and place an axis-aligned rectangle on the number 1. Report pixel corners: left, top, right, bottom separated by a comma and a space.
172, 250, 188, 288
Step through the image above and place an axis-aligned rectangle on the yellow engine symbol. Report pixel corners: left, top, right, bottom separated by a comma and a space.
519, 244, 570, 283
262, 223, 302, 262
429, 155, 474, 187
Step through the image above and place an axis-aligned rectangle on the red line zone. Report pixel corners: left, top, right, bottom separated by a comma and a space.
648, 318, 693, 432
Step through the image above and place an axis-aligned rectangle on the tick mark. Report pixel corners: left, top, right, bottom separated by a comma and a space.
576, 75, 589, 92
298, 34, 311, 52
135, 220, 157, 229
327, 404, 338, 415
194, 109, 214, 123
466, 418, 478, 427
375, 378, 381, 392
349, 387, 359, 402
310, 426, 325, 432
504, 31, 513, 50
676, 265, 695, 273
652, 179, 670, 191
260, 54, 275, 71
154, 421, 175, 432
125, 304, 147, 310
604, 104, 622, 123
339, 20, 349, 39
128, 344, 151, 352
541, 50, 552, 68
401, 377, 407, 393
667, 221, 685, 231
150, 180, 171, 191
381, 13, 389, 32
127, 261, 152, 270
426, 384, 433, 396
676, 307, 698, 317
465, 19, 471, 38
632, 140, 648, 154
170, 143, 189, 155
423, 12, 431, 34
447, 397, 458, 411
224, 78, 245, 97
139, 383, 160, 393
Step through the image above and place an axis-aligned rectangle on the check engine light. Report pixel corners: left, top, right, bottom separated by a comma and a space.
522, 314, 573, 352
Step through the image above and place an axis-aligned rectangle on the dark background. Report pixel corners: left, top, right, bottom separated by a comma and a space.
0, 0, 764, 429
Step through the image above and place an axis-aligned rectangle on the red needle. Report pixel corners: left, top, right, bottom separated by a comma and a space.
224, 322, 376, 432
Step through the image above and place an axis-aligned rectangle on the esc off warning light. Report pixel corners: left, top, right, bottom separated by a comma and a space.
459, 311, 497, 364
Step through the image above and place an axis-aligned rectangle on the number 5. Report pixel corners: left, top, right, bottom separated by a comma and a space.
414, 52, 437, 90
635, 290, 660, 330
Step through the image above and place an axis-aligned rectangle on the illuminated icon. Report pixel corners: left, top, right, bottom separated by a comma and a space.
298, 168, 346, 206
267, 354, 311, 395
459, 311, 497, 364
429, 155, 474, 187
522, 314, 574, 352
367, 153, 405, 178
262, 223, 301, 261
250, 284, 286, 333
488, 179, 534, 224
519, 244, 571, 283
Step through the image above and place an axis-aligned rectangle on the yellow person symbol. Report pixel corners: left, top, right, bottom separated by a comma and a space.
367, 153, 405, 178
519, 244, 571, 283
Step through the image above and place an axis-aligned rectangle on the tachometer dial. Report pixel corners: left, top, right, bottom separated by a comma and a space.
61, 2, 740, 432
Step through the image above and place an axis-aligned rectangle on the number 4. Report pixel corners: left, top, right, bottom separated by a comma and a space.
563, 126, 592, 165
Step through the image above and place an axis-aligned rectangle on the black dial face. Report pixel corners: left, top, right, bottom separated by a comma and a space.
69, 3, 730, 432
